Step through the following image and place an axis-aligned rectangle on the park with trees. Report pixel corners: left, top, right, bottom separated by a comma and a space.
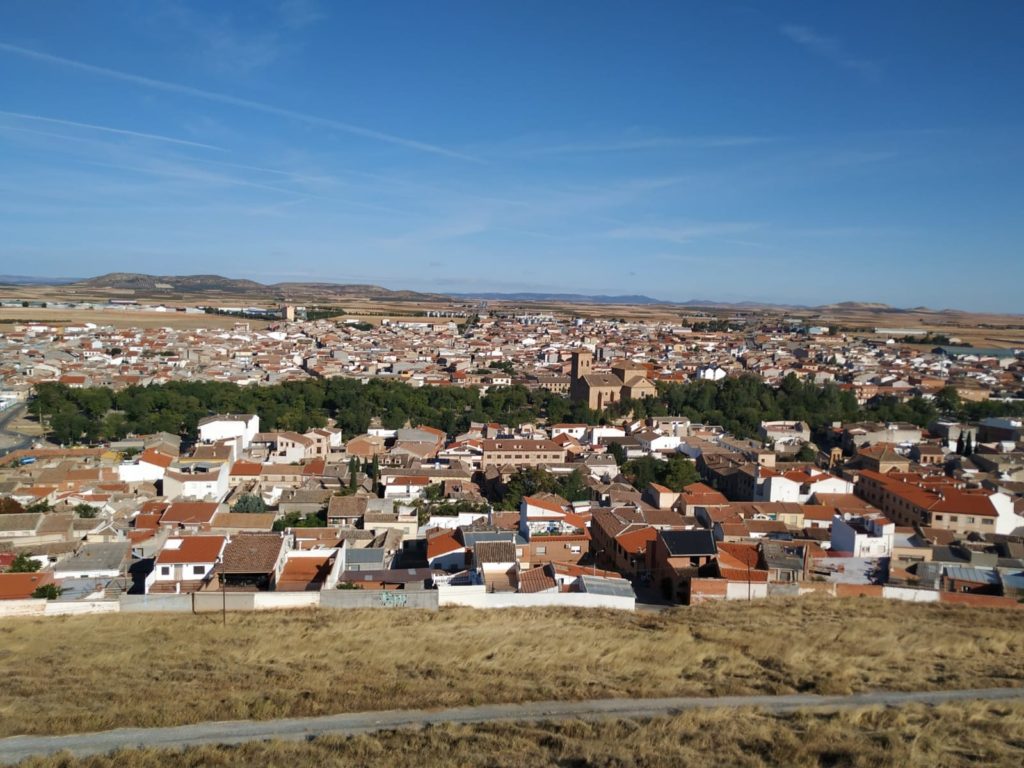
25, 374, 1024, 449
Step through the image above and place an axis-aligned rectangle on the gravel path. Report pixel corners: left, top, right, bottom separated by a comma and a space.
2, 687, 1022, 763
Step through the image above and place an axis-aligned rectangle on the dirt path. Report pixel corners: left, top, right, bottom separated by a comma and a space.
1, 687, 1022, 763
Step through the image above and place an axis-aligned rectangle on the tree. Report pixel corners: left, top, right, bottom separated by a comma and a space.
934, 387, 962, 416
795, 444, 819, 463
607, 442, 626, 467
964, 433, 974, 457
32, 583, 62, 600
73, 503, 98, 519
0, 497, 26, 515
273, 510, 325, 531
621, 456, 664, 490
348, 457, 360, 491
9, 553, 41, 573
956, 432, 966, 455
662, 456, 700, 491
370, 455, 380, 493
233, 493, 267, 513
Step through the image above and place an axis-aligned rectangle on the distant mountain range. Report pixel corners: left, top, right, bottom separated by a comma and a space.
29, 273, 444, 302
0, 274, 79, 285
449, 291, 666, 305
1, 273, 987, 314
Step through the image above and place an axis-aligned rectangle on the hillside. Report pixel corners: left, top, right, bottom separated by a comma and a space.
15, 702, 1024, 768
74, 273, 267, 294
0, 598, 1021, 739
70, 273, 443, 302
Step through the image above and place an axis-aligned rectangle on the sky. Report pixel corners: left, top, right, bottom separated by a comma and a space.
1, 1, 1023, 311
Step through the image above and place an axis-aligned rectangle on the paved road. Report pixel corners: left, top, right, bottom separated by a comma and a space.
0, 404, 34, 458
1, 687, 1022, 763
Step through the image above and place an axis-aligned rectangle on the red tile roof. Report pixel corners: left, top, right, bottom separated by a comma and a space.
156, 536, 227, 565
0, 572, 54, 600
160, 502, 219, 525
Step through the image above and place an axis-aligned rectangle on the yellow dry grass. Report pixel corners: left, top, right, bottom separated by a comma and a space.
0, 308, 271, 330
1, 598, 1023, 739
14, 702, 1024, 768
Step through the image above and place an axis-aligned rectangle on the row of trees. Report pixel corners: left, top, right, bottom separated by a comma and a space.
31, 374, 1024, 447
492, 467, 592, 510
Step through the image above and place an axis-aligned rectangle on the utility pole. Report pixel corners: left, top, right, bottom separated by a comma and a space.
219, 572, 226, 626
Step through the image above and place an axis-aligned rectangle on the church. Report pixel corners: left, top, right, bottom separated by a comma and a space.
569, 350, 658, 410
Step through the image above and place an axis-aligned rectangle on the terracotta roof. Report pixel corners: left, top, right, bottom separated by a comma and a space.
426, 530, 463, 559
518, 564, 558, 593
160, 502, 219, 525
0, 571, 54, 600
210, 512, 276, 531
474, 540, 518, 563
156, 536, 226, 565
219, 533, 286, 574
138, 449, 175, 468
230, 461, 263, 477
717, 541, 761, 569
277, 555, 334, 588
522, 495, 566, 515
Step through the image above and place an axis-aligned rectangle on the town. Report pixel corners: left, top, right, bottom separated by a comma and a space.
2, 306, 1023, 614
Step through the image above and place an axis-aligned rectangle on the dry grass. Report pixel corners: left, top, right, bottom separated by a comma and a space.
15, 702, 1024, 767
1, 598, 1023, 738
0, 308, 271, 330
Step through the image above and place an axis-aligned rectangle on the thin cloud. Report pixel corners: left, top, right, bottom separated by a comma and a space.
0, 110, 224, 151
520, 135, 773, 156
278, 0, 327, 30
606, 222, 760, 244
0, 42, 478, 161
780, 24, 881, 79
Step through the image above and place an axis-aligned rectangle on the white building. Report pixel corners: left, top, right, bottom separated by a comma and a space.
145, 536, 227, 594
162, 462, 230, 502
830, 514, 894, 558
197, 414, 260, 450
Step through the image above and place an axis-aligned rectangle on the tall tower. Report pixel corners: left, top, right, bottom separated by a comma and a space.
571, 349, 593, 382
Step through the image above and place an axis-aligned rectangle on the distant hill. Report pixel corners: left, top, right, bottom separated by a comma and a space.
272, 282, 445, 301
68, 273, 442, 301
449, 292, 666, 305
76, 273, 266, 293
6, 273, 994, 314
0, 275, 79, 286
818, 301, 894, 310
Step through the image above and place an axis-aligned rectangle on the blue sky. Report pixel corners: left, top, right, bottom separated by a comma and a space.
1, 1, 1022, 311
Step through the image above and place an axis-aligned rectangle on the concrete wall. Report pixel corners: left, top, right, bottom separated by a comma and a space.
882, 586, 940, 603
321, 589, 438, 610
253, 592, 320, 611
0, 600, 120, 618
437, 585, 634, 611
121, 594, 199, 613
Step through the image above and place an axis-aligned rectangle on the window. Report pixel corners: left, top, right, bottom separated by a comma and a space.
160, 566, 170, 576
966, 517, 975, 525
983, 519, 994, 526
935, 515, 943, 521
193, 566, 205, 575
570, 545, 581, 554
950, 516, 958, 522
535, 546, 547, 555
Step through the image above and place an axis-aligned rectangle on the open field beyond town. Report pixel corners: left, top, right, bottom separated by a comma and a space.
1, 598, 1022, 739
11, 701, 1024, 768
0, 308, 273, 331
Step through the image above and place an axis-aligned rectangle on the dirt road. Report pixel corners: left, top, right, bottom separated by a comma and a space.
1, 687, 1022, 763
